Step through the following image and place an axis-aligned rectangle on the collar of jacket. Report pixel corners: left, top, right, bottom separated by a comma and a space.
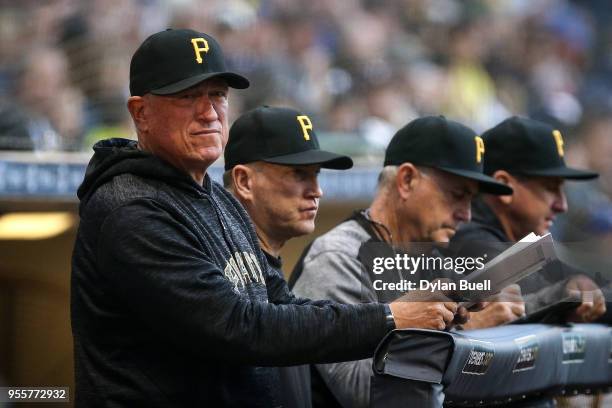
470, 196, 510, 241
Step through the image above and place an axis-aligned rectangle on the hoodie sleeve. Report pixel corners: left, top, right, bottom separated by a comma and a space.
265, 263, 339, 307
97, 198, 388, 366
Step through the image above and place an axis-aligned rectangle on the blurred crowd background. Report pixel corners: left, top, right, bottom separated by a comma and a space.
0, 0, 611, 248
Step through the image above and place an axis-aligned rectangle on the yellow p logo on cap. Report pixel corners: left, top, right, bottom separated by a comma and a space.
296, 115, 313, 141
552, 130, 564, 157
191, 38, 209, 64
475, 136, 485, 163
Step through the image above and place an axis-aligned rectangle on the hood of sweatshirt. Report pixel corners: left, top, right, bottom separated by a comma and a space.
77, 138, 206, 208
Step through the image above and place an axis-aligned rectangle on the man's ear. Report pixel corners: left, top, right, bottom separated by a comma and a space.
492, 170, 514, 205
232, 164, 256, 202
396, 162, 419, 200
127, 96, 148, 132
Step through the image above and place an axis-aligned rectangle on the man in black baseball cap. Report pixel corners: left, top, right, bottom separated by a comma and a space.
383, 115, 512, 196
291, 116, 509, 408
224, 105, 354, 408
451, 116, 605, 326
224, 106, 352, 250
483, 116, 598, 180
125, 28, 250, 184
73, 28, 256, 407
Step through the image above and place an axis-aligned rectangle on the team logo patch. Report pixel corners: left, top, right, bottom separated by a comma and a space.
513, 335, 539, 372
562, 331, 586, 363
462, 339, 495, 375
474, 136, 485, 164
552, 130, 564, 157
191, 37, 209, 64
223, 251, 265, 293
296, 115, 313, 141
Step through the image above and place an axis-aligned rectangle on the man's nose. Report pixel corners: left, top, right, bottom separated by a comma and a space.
306, 177, 323, 199
455, 202, 471, 223
196, 96, 218, 121
552, 189, 568, 214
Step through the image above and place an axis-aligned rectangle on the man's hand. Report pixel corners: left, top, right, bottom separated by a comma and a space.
389, 300, 458, 331
463, 284, 525, 329
389, 280, 463, 330
565, 275, 606, 322
452, 305, 472, 326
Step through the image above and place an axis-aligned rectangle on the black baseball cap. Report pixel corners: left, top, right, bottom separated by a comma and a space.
130, 28, 249, 96
224, 106, 353, 171
482, 116, 598, 180
384, 116, 513, 195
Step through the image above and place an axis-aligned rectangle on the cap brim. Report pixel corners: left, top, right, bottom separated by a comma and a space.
516, 166, 599, 180
438, 167, 514, 195
151, 72, 250, 94
263, 149, 353, 170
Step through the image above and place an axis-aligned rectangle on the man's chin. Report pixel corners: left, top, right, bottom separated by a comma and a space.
431, 228, 455, 243
538, 228, 551, 236
288, 222, 315, 239
534, 223, 552, 237
195, 147, 222, 164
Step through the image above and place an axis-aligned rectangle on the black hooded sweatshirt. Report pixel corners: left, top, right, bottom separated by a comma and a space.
71, 138, 388, 407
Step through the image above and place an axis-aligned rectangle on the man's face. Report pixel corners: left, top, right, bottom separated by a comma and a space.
138, 78, 229, 178
507, 176, 567, 237
248, 162, 322, 241
406, 168, 477, 243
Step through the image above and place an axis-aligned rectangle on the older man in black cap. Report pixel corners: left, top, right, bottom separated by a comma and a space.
291, 115, 517, 408
71, 30, 470, 407
451, 116, 606, 325
223, 105, 354, 408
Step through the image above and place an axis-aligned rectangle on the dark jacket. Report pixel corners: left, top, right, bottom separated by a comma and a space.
264, 251, 313, 408
451, 198, 573, 309
452, 197, 510, 242
71, 138, 388, 407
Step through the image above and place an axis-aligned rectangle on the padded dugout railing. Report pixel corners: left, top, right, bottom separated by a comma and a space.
370, 324, 612, 407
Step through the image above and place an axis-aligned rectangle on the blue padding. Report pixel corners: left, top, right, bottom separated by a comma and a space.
372, 324, 612, 407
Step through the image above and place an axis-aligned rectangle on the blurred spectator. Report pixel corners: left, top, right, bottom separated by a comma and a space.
443, 19, 511, 131
325, 95, 365, 133
0, 102, 36, 150
358, 81, 417, 149
14, 45, 87, 151
554, 112, 612, 281
81, 94, 133, 150
558, 114, 612, 240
